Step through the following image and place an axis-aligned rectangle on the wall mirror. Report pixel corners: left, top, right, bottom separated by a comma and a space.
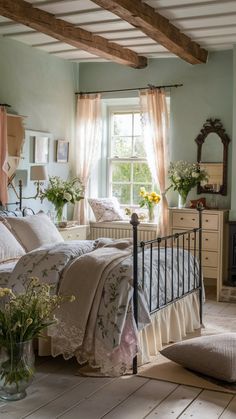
195, 118, 230, 195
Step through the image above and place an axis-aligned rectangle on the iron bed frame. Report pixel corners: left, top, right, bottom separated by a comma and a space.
130, 207, 203, 374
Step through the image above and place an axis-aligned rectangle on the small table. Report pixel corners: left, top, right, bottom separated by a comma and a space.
58, 225, 89, 241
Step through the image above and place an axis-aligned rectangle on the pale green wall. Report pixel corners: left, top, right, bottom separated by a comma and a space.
230, 46, 236, 220
79, 51, 233, 209
0, 37, 76, 214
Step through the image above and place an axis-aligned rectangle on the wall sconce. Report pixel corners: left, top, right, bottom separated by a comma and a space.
17, 165, 48, 210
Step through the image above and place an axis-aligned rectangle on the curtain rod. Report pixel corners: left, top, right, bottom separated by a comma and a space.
76, 83, 183, 95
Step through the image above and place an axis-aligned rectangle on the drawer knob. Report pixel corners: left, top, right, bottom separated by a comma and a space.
205, 257, 208, 260
180, 217, 184, 220
205, 238, 208, 241
205, 219, 209, 222
192, 218, 196, 221
76, 234, 80, 238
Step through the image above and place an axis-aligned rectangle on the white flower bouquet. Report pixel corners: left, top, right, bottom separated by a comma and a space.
40, 176, 84, 222
168, 161, 208, 206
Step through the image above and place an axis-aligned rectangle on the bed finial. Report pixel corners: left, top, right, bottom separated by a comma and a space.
130, 212, 140, 227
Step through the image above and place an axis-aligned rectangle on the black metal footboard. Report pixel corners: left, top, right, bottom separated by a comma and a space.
130, 207, 203, 374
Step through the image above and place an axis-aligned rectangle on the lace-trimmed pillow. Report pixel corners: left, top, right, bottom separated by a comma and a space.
2, 212, 63, 252
0, 222, 25, 262
88, 197, 123, 222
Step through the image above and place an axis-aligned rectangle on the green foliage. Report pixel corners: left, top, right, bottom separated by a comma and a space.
0, 278, 75, 346
40, 176, 84, 207
168, 161, 208, 196
0, 279, 75, 389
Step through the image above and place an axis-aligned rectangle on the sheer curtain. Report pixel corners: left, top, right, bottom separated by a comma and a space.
73, 94, 102, 224
0, 107, 8, 206
140, 89, 170, 236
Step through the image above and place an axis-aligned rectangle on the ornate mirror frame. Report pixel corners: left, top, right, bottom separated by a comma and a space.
195, 118, 230, 196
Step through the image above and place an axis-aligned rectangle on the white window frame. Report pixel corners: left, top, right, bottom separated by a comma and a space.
107, 105, 155, 208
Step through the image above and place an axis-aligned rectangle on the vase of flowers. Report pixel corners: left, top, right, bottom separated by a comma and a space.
168, 161, 208, 208
40, 176, 84, 223
0, 279, 74, 401
139, 187, 161, 222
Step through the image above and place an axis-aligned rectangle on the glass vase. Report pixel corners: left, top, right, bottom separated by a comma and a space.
148, 205, 155, 222
0, 340, 35, 401
178, 191, 189, 208
54, 203, 66, 223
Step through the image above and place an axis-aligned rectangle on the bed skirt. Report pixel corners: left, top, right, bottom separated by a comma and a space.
138, 291, 200, 365
38, 291, 201, 363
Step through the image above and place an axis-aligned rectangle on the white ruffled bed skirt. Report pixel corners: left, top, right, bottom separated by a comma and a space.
38, 291, 201, 364
138, 291, 200, 364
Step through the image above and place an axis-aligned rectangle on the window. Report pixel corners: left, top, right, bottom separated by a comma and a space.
108, 109, 154, 207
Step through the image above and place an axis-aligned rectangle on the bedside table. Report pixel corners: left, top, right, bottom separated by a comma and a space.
58, 225, 89, 241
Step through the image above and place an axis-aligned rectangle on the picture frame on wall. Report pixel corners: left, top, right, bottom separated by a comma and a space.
56, 140, 69, 163
33, 134, 49, 164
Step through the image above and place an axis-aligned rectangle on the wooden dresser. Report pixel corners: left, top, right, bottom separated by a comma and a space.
58, 225, 89, 241
169, 208, 229, 301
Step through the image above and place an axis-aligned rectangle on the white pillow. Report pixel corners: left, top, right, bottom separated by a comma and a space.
0, 222, 25, 262
3, 213, 63, 252
88, 197, 123, 222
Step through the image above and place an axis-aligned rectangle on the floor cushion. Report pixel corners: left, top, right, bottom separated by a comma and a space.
160, 333, 236, 383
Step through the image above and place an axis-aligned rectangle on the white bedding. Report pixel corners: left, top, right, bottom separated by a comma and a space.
0, 239, 200, 375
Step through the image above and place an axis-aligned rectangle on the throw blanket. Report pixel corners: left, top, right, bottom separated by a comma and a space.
9, 238, 146, 375
48, 239, 141, 375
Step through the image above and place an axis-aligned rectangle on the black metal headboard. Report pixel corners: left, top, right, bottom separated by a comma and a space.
0, 208, 35, 217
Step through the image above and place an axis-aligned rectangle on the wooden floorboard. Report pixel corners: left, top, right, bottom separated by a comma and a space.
0, 288, 235, 419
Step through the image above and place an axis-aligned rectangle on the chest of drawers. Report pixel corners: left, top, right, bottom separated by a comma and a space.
169, 208, 229, 301
58, 225, 89, 241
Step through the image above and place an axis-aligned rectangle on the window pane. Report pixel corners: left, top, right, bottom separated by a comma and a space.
134, 113, 142, 136
133, 184, 152, 205
112, 184, 131, 205
133, 162, 152, 183
113, 113, 132, 136
111, 136, 132, 157
112, 162, 131, 182
134, 136, 146, 157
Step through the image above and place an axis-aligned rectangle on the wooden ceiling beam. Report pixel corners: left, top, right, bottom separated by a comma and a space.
0, 0, 147, 68
91, 0, 208, 64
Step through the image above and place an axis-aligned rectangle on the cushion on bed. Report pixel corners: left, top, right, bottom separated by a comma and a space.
88, 197, 123, 222
0, 222, 25, 262
160, 333, 236, 383
2, 212, 63, 252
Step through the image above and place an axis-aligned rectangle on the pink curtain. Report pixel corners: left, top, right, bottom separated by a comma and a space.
0, 107, 8, 206
73, 94, 102, 224
140, 89, 170, 236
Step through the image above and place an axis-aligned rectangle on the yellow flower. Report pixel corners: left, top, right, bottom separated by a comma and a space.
0, 288, 13, 298
139, 187, 161, 210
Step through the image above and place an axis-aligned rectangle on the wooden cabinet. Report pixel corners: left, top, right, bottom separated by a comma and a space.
58, 225, 89, 241
169, 208, 229, 301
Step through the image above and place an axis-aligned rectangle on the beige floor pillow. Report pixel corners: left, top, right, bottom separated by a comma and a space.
161, 333, 236, 383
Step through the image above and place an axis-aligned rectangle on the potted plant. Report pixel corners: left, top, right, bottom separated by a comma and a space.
0, 278, 74, 401
40, 176, 84, 223
139, 187, 161, 222
167, 161, 208, 208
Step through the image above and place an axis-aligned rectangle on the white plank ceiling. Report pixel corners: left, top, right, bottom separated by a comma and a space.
0, 0, 235, 62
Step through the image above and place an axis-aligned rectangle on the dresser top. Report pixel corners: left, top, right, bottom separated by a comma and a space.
169, 207, 229, 213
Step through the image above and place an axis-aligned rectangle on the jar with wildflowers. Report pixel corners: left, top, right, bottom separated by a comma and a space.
168, 161, 208, 208
139, 187, 161, 222
40, 176, 84, 223
0, 278, 75, 401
